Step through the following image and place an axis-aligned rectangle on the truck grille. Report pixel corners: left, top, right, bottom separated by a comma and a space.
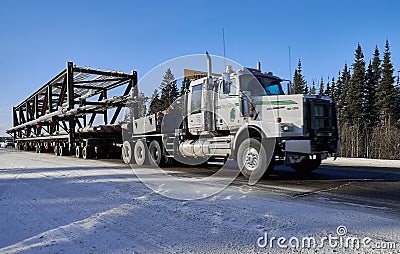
305, 98, 338, 153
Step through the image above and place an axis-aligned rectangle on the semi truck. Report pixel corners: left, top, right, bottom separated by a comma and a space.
7, 55, 339, 179
121, 53, 339, 178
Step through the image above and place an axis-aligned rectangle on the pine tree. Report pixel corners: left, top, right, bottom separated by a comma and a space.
318, 77, 325, 95
310, 81, 316, 95
159, 68, 178, 110
339, 64, 351, 124
330, 77, 336, 102
377, 39, 397, 125
347, 43, 365, 125
371, 46, 382, 125
149, 89, 162, 114
180, 78, 191, 95
292, 60, 306, 94
364, 61, 379, 127
325, 77, 332, 97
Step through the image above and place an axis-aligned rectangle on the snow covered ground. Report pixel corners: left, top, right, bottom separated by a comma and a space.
323, 157, 400, 168
0, 149, 399, 253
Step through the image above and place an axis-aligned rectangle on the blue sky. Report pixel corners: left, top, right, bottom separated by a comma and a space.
1, 0, 399, 134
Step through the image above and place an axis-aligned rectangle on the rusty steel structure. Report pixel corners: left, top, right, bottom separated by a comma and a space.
7, 62, 138, 158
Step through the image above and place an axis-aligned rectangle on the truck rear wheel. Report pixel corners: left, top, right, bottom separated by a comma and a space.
237, 138, 273, 179
148, 140, 164, 166
134, 139, 148, 166
290, 156, 321, 173
122, 141, 135, 164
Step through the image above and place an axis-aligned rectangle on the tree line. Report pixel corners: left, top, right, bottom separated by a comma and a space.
293, 39, 400, 159
148, 68, 191, 114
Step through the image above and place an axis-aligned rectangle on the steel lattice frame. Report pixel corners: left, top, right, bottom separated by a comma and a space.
7, 62, 138, 145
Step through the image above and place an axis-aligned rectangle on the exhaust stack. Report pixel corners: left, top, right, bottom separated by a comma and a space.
257, 61, 261, 71
204, 52, 215, 133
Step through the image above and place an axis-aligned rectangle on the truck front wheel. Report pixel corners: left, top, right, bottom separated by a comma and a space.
290, 156, 321, 173
237, 138, 273, 179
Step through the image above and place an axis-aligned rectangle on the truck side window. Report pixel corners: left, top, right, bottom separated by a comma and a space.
191, 84, 202, 114
229, 79, 237, 96
220, 79, 237, 97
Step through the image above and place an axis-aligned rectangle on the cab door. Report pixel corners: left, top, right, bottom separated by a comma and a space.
216, 78, 242, 130
187, 83, 204, 133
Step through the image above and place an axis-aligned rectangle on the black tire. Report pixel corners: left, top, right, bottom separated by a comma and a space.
134, 139, 148, 166
148, 140, 164, 167
95, 147, 106, 159
290, 156, 321, 173
59, 146, 69, 156
54, 146, 60, 156
82, 146, 95, 159
76, 146, 82, 158
36, 146, 45, 153
237, 138, 274, 179
122, 141, 135, 164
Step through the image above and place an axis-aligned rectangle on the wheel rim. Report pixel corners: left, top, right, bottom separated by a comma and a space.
122, 144, 130, 162
136, 146, 143, 160
243, 147, 259, 171
150, 147, 159, 161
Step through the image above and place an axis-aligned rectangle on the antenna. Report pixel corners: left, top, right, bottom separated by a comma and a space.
288, 45, 292, 80
222, 28, 227, 69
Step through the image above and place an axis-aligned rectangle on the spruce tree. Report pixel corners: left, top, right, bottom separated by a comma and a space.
377, 39, 397, 125
330, 77, 336, 102
364, 61, 379, 127
339, 64, 351, 124
159, 68, 178, 110
310, 81, 316, 95
149, 89, 162, 114
371, 46, 382, 125
319, 77, 325, 95
292, 60, 306, 94
347, 43, 365, 125
325, 77, 332, 97
180, 78, 191, 95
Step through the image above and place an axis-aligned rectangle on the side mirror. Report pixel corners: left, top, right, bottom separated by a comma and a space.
222, 72, 231, 94
287, 81, 293, 95
223, 80, 231, 94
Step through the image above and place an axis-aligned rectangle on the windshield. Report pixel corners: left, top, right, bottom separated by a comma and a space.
240, 74, 284, 96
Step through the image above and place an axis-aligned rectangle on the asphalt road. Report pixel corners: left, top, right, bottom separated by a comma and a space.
160, 159, 400, 214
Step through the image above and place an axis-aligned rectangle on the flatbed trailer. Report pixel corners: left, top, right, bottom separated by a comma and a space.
7, 62, 138, 159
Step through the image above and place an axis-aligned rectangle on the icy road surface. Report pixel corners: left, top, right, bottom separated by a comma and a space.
0, 148, 399, 253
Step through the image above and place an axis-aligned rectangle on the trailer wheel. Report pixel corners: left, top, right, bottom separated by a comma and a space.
237, 138, 273, 179
82, 146, 95, 159
290, 157, 321, 173
59, 146, 69, 156
122, 141, 135, 164
76, 147, 83, 158
148, 140, 164, 167
54, 146, 60, 156
134, 139, 148, 166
